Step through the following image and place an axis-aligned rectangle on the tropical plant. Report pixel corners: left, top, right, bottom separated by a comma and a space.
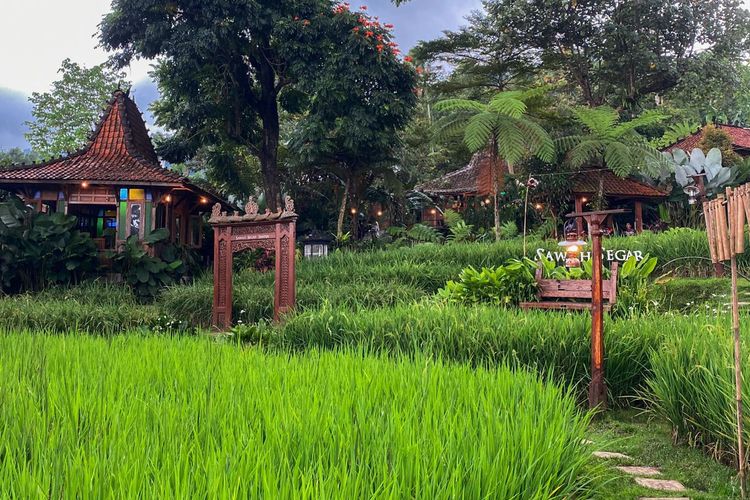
435, 88, 555, 240
0, 197, 98, 293
111, 229, 185, 301
557, 106, 668, 207
442, 209, 474, 243
438, 259, 537, 305
498, 220, 519, 239
666, 147, 738, 197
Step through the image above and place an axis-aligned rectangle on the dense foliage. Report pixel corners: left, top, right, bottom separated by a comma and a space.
0, 198, 97, 294
25, 59, 128, 158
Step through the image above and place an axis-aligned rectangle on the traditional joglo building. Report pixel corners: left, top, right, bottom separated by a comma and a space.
0, 90, 226, 252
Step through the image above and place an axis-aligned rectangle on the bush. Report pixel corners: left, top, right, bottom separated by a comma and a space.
437, 259, 537, 306
111, 229, 186, 301
0, 197, 97, 293
0, 334, 603, 498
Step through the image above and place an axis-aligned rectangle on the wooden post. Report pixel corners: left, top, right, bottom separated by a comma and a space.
589, 215, 607, 410
634, 201, 643, 233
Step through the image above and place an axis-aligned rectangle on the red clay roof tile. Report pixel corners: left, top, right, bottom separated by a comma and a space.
572, 170, 667, 198
0, 90, 182, 185
664, 124, 750, 153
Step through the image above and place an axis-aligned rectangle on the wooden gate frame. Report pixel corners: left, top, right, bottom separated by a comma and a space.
209, 197, 297, 330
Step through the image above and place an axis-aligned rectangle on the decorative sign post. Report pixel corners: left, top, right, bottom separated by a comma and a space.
566, 209, 627, 411
704, 185, 748, 498
209, 197, 298, 330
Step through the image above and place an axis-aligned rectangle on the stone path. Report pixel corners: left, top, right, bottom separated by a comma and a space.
591, 444, 688, 498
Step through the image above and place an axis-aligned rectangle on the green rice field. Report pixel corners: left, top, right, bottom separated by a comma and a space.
0, 333, 601, 498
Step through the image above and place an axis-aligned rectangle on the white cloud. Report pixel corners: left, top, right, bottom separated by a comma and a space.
0, 0, 152, 94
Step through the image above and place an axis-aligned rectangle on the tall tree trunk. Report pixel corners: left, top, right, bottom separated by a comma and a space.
337, 176, 351, 238
490, 137, 501, 241
258, 57, 283, 212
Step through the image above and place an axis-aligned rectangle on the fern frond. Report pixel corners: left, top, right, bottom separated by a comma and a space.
555, 135, 584, 152
464, 112, 496, 152
611, 109, 667, 138
604, 142, 633, 177
488, 93, 527, 118
433, 115, 470, 141
516, 119, 555, 163
495, 118, 528, 166
566, 139, 604, 168
434, 99, 487, 113
573, 106, 619, 135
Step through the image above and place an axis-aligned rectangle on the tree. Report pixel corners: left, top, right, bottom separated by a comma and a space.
421, 0, 750, 109
557, 106, 667, 206
25, 59, 127, 158
434, 88, 555, 241
288, 7, 417, 237
0, 148, 39, 167
102, 0, 404, 212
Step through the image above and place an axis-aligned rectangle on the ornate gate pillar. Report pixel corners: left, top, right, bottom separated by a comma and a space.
209, 197, 297, 330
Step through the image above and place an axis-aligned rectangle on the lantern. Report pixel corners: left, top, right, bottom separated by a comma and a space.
684, 185, 701, 205
558, 231, 587, 269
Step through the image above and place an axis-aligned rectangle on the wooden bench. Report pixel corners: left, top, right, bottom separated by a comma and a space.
520, 262, 618, 311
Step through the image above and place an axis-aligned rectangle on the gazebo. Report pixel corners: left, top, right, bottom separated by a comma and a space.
0, 89, 228, 253
570, 170, 668, 234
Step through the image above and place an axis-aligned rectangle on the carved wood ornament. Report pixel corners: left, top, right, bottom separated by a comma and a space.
209, 197, 297, 329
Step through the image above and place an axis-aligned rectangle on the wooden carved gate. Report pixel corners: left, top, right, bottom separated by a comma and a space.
209, 197, 297, 330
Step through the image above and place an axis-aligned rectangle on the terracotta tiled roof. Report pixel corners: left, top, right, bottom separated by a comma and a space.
572, 170, 667, 198
0, 90, 183, 185
664, 124, 750, 153
416, 150, 499, 196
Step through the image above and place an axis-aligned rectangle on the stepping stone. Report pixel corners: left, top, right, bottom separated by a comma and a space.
635, 478, 686, 492
617, 466, 661, 476
593, 451, 632, 459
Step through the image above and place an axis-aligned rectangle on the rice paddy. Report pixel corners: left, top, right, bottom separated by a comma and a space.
0, 333, 601, 498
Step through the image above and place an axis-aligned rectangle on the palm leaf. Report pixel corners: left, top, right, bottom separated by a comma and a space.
611, 109, 667, 138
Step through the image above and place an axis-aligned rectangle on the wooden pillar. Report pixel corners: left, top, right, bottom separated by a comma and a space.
575, 196, 584, 235
212, 225, 233, 330
588, 215, 607, 411
634, 201, 643, 233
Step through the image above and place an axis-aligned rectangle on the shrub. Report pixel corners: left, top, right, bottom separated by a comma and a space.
0, 197, 97, 293
0, 334, 603, 498
437, 259, 537, 306
111, 229, 186, 301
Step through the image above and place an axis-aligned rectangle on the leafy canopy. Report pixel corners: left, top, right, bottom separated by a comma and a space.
25, 59, 128, 158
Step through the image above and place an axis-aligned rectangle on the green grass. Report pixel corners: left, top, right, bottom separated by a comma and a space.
589, 410, 741, 499
0, 333, 602, 498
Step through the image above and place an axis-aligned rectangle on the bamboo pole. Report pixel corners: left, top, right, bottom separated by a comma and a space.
705, 200, 718, 264
728, 187, 747, 499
